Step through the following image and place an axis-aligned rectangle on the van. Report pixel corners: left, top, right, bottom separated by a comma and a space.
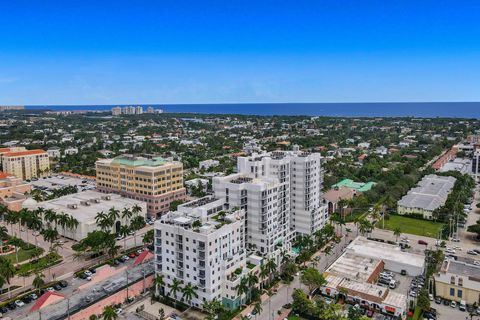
459, 300, 467, 311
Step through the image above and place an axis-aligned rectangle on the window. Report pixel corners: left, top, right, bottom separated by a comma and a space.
450, 288, 455, 296
457, 290, 463, 298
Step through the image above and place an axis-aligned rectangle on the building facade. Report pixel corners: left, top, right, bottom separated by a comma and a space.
473, 149, 480, 180
0, 172, 32, 211
0, 149, 50, 180
154, 197, 254, 309
96, 155, 186, 217
235, 146, 328, 236
435, 260, 480, 305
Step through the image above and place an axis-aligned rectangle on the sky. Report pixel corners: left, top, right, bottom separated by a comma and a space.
1, 0, 480, 105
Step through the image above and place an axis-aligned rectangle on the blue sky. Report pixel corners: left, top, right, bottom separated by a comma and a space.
1, 0, 480, 105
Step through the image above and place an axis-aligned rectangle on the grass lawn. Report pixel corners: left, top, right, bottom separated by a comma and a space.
379, 215, 444, 238
3, 247, 44, 264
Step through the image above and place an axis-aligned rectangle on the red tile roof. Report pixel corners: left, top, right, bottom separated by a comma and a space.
0, 148, 11, 153
0, 171, 14, 179
3, 150, 47, 157
29, 291, 64, 312
132, 250, 153, 266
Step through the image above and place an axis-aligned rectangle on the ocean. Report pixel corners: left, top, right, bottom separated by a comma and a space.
25, 102, 480, 118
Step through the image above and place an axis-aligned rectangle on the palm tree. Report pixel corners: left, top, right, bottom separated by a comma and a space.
259, 264, 269, 289
107, 244, 121, 260
95, 211, 113, 233
181, 283, 198, 306
265, 258, 277, 286
66, 215, 79, 239
57, 212, 70, 238
44, 209, 58, 230
119, 225, 130, 251
102, 305, 118, 320
236, 277, 249, 304
168, 278, 182, 300
4, 210, 18, 236
246, 273, 259, 302
107, 207, 120, 225
0, 256, 16, 298
32, 272, 45, 294
9, 236, 23, 266
393, 227, 402, 242
142, 229, 154, 245
154, 274, 165, 297
88, 315, 98, 320
121, 208, 133, 225
253, 301, 262, 319
131, 204, 142, 217
41, 228, 59, 249
131, 215, 145, 248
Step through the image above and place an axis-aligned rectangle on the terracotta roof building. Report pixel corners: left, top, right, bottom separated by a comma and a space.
0, 148, 50, 180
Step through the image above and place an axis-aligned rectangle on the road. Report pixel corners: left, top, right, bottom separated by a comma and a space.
251, 234, 350, 320
0, 222, 153, 301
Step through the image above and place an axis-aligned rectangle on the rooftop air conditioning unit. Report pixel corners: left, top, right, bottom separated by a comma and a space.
67, 204, 77, 209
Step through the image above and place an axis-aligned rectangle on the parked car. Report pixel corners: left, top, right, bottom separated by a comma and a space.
418, 240, 428, 245
122, 255, 130, 261
84, 270, 93, 277
128, 252, 136, 258
6, 302, 16, 310
22, 295, 32, 303
14, 300, 25, 307
79, 273, 88, 279
450, 301, 457, 308
46, 287, 55, 292
435, 297, 442, 304
467, 250, 478, 255
59, 280, 68, 288
428, 294, 434, 301
0, 306, 9, 314
53, 284, 63, 291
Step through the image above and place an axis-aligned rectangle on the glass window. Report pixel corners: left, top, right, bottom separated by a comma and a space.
458, 290, 463, 298
450, 288, 455, 296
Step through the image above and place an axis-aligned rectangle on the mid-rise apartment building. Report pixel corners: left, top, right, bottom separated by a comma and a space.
0, 148, 50, 180
236, 145, 328, 236
155, 197, 253, 309
213, 174, 293, 263
96, 155, 186, 217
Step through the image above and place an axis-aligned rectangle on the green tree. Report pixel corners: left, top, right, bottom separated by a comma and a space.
300, 267, 326, 293
102, 305, 118, 320
393, 227, 402, 242
181, 283, 199, 305
32, 272, 45, 294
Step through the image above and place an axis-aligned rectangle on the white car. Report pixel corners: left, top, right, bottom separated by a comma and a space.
122, 255, 130, 261
473, 261, 480, 266
14, 300, 25, 307
428, 294, 433, 301
115, 308, 123, 315
84, 270, 93, 277
46, 287, 55, 292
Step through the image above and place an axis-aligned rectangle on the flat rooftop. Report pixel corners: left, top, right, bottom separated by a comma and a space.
333, 179, 376, 192
31, 174, 95, 191
347, 237, 425, 269
33, 190, 145, 223
326, 252, 382, 282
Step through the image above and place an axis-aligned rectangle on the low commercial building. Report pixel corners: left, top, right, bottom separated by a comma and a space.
96, 155, 186, 217
397, 174, 456, 220
23, 190, 147, 241
318, 237, 423, 319
323, 186, 355, 215
0, 172, 31, 211
199, 159, 219, 170
320, 275, 407, 319
435, 260, 480, 305
30, 174, 96, 192
346, 237, 425, 276
332, 179, 377, 193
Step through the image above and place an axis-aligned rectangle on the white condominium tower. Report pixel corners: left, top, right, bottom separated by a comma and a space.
213, 174, 293, 262
236, 145, 328, 236
155, 197, 250, 309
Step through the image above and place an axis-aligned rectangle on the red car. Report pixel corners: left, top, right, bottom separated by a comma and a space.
418, 240, 428, 245
128, 252, 136, 258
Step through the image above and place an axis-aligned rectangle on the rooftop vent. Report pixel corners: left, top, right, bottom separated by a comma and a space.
67, 204, 78, 209
80, 201, 91, 206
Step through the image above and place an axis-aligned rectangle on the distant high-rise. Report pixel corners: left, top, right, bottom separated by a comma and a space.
111, 106, 122, 116
135, 106, 143, 114
473, 149, 480, 180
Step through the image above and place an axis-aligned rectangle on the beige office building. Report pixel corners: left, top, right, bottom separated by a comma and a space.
435, 260, 480, 305
96, 155, 186, 217
0, 148, 50, 180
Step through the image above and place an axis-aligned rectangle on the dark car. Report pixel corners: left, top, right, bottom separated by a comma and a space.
53, 284, 63, 291
443, 299, 450, 306
6, 302, 16, 310
435, 297, 442, 304
118, 256, 127, 263
418, 240, 428, 245
112, 259, 120, 266
89, 268, 96, 274
0, 306, 9, 314
78, 273, 88, 279
59, 280, 68, 288
22, 296, 32, 303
